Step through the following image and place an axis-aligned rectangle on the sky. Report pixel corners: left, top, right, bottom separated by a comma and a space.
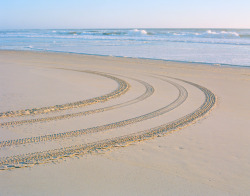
0, 0, 250, 29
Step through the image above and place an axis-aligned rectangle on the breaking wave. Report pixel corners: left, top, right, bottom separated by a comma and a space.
1, 28, 250, 67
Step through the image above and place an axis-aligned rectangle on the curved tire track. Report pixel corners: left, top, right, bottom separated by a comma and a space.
0, 78, 187, 147
0, 76, 216, 170
0, 78, 154, 127
0, 70, 130, 119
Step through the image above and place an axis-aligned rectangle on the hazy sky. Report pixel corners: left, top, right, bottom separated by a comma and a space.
1, 0, 249, 29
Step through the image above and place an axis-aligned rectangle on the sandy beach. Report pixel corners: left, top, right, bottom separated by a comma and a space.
0, 50, 249, 195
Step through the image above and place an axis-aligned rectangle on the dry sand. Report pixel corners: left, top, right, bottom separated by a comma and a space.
0, 50, 249, 195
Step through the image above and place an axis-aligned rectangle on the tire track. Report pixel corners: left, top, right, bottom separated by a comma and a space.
0, 79, 154, 127
0, 70, 130, 119
0, 76, 216, 170
0, 78, 187, 148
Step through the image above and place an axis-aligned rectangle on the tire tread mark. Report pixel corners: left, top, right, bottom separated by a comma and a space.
0, 79, 153, 127
0, 78, 186, 148
0, 76, 216, 170
0, 70, 130, 119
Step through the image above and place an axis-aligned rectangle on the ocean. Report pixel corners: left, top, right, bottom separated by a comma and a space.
1, 28, 250, 67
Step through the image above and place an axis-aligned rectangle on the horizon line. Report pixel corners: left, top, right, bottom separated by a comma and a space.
1, 27, 250, 30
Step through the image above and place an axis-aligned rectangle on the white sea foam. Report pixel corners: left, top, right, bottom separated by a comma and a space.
205, 30, 240, 37
1, 29, 250, 67
221, 31, 239, 36
128, 29, 148, 36
206, 30, 217, 35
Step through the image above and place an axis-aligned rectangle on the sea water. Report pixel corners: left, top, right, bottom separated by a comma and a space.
0, 28, 250, 67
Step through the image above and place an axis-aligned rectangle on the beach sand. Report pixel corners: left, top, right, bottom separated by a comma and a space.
0, 50, 249, 195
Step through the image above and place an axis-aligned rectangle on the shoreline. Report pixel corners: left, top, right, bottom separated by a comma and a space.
1, 49, 249, 69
